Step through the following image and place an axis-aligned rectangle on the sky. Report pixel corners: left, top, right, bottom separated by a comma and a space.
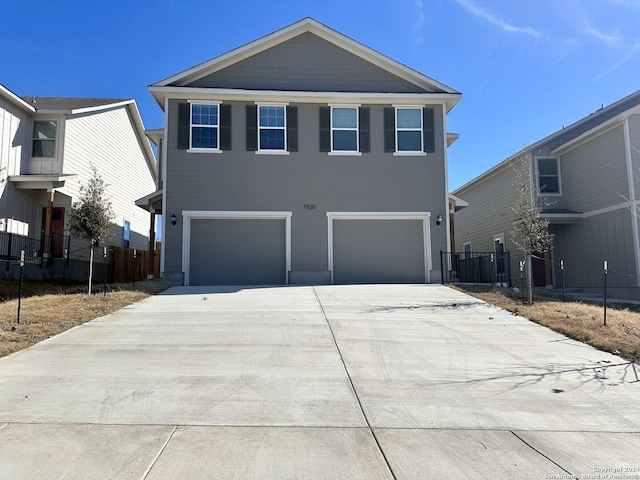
2, 0, 639, 191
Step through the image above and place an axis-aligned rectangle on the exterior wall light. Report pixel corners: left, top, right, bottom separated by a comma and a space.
170, 214, 177, 226
436, 214, 443, 226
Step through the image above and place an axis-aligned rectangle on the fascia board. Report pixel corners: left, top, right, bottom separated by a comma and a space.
149, 86, 460, 108
34, 100, 134, 116
0, 84, 36, 112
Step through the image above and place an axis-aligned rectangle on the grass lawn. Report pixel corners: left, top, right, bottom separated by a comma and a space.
453, 284, 640, 365
0, 280, 166, 358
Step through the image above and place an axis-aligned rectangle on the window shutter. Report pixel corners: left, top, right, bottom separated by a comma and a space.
286, 106, 298, 152
359, 107, 370, 153
384, 107, 395, 153
246, 105, 257, 151
220, 104, 232, 151
177, 103, 190, 150
319, 107, 331, 152
423, 107, 435, 153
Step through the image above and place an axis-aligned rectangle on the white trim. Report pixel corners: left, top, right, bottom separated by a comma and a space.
160, 97, 169, 277
0, 84, 37, 112
330, 105, 359, 153
582, 201, 633, 219
534, 156, 562, 196
149, 86, 458, 110
395, 106, 424, 154
255, 151, 291, 156
393, 152, 427, 157
189, 101, 221, 151
328, 152, 362, 156
257, 104, 287, 153
326, 212, 432, 284
181, 211, 292, 286
623, 117, 640, 287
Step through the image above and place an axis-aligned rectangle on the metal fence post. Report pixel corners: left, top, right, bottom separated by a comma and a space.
560, 259, 565, 302
440, 250, 444, 285
103, 246, 107, 296
17, 250, 25, 324
519, 260, 525, 306
603, 260, 608, 326
133, 249, 137, 288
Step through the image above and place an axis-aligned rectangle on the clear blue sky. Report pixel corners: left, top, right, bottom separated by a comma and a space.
3, 0, 639, 190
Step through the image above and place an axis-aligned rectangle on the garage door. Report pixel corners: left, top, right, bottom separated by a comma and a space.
189, 218, 286, 285
332, 219, 426, 284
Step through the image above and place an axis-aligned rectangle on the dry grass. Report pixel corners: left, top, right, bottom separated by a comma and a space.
0, 281, 166, 358
453, 285, 640, 364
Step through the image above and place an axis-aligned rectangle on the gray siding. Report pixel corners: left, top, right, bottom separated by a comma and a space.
630, 114, 640, 197
164, 99, 448, 281
333, 219, 425, 284
551, 209, 637, 289
188, 33, 430, 93
556, 125, 628, 213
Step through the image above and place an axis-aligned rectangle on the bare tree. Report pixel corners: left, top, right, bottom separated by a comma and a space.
510, 153, 553, 305
69, 166, 114, 294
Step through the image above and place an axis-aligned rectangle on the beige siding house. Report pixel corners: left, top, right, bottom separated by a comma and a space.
139, 18, 462, 286
454, 89, 640, 300
0, 84, 156, 279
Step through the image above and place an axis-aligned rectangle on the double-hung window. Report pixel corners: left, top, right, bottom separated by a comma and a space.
32, 121, 57, 157
396, 107, 423, 153
258, 105, 286, 151
190, 102, 219, 150
331, 106, 358, 152
536, 157, 561, 194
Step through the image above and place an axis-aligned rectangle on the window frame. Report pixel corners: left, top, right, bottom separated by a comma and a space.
329, 105, 360, 155
32, 120, 58, 158
535, 156, 562, 196
257, 103, 288, 154
394, 106, 425, 155
188, 101, 221, 152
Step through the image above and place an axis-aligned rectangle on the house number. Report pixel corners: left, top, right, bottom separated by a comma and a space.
303, 204, 316, 210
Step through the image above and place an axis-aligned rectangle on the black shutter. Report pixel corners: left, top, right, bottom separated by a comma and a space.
220, 104, 232, 151
246, 105, 257, 151
384, 107, 395, 153
319, 107, 331, 152
359, 107, 370, 153
286, 106, 298, 152
423, 107, 435, 153
177, 103, 190, 150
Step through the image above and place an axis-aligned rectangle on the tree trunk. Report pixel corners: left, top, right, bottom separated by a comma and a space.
88, 246, 94, 295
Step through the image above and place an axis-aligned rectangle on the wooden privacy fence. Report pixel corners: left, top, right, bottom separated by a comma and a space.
109, 244, 160, 283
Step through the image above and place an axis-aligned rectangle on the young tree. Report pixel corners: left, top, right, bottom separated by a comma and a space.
69, 166, 114, 294
510, 153, 553, 305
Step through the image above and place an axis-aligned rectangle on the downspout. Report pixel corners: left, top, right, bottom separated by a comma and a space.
623, 117, 640, 287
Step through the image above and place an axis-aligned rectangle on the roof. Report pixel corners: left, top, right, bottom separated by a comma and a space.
0, 84, 36, 112
19, 96, 131, 114
150, 17, 461, 111
454, 88, 640, 195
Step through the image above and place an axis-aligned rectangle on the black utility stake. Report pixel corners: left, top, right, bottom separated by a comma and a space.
519, 260, 525, 306
560, 259, 565, 303
603, 260, 608, 326
133, 249, 137, 288
17, 250, 25, 324
103, 247, 107, 296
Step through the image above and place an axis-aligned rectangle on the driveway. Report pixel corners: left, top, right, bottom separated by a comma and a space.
0, 284, 638, 479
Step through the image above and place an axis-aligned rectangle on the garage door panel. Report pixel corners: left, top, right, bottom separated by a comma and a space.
333, 220, 425, 284
190, 219, 285, 285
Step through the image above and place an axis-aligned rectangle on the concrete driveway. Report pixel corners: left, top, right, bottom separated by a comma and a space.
0, 284, 638, 479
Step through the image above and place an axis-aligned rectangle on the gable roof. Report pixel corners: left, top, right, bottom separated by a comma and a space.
0, 84, 36, 112
454, 88, 640, 195
150, 18, 460, 109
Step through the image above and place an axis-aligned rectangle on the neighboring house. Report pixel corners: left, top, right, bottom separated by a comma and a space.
454, 89, 640, 300
138, 17, 461, 286
0, 84, 156, 279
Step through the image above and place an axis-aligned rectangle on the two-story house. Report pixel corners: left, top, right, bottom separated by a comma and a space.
453, 89, 640, 300
141, 18, 461, 286
0, 83, 156, 279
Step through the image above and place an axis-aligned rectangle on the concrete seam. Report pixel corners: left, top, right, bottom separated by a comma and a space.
140, 424, 178, 480
311, 286, 398, 480
510, 431, 573, 476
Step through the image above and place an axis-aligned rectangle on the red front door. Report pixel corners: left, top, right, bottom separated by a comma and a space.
42, 207, 65, 257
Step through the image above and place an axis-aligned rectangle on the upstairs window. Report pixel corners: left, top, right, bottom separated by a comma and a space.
32, 121, 57, 157
331, 107, 358, 152
396, 108, 423, 152
190, 103, 219, 150
258, 105, 286, 151
536, 157, 561, 194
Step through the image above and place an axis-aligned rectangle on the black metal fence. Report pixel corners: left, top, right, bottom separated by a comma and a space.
440, 250, 512, 286
0, 231, 71, 268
